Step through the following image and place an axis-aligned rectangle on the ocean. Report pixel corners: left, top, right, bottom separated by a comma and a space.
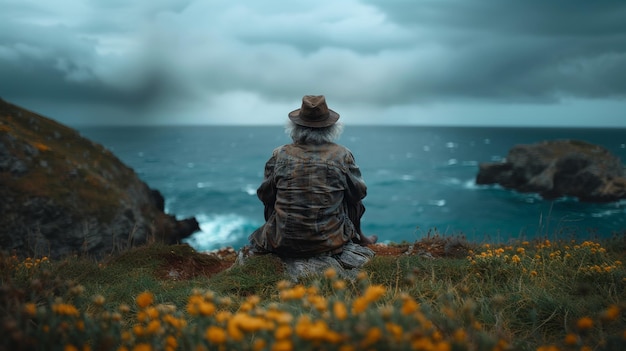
78, 126, 626, 252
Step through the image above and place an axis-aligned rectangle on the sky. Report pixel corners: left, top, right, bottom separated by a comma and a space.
1, 0, 625, 127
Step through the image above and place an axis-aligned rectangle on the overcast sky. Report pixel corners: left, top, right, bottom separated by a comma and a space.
1, 0, 625, 127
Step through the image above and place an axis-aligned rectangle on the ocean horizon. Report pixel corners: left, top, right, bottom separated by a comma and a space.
78, 125, 626, 252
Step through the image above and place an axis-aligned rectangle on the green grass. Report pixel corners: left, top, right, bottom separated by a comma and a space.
1, 236, 625, 350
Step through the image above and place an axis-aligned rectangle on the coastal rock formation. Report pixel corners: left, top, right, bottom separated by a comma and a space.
0, 98, 199, 259
476, 140, 626, 203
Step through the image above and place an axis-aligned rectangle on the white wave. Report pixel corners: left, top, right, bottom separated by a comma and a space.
442, 177, 461, 186
447, 158, 458, 166
423, 145, 430, 152
591, 209, 624, 218
428, 199, 446, 207
196, 182, 213, 188
183, 213, 257, 252
445, 142, 457, 148
464, 179, 479, 189
401, 174, 415, 181
243, 184, 257, 195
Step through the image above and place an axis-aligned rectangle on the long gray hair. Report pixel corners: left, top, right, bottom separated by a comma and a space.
285, 120, 344, 145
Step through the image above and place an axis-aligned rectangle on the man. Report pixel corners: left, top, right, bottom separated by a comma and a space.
248, 95, 377, 258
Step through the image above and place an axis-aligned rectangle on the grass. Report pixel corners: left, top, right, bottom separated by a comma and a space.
1, 235, 625, 351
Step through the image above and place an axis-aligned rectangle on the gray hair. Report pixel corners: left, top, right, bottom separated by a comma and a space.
285, 120, 344, 145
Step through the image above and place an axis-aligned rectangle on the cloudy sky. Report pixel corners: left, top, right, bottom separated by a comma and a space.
1, 0, 625, 127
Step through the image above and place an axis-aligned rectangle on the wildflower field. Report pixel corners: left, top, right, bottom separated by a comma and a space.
1, 234, 625, 351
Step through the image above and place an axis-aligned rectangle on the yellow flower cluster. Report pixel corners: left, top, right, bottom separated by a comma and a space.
33, 141, 51, 152
17, 256, 49, 270
467, 239, 623, 278
7, 257, 625, 351
52, 303, 80, 317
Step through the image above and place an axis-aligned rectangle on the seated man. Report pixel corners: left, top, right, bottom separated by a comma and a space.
248, 95, 377, 258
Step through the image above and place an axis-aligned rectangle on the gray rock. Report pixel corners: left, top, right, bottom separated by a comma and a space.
476, 140, 626, 202
236, 242, 375, 282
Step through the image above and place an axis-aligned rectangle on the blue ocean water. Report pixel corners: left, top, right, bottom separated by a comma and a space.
78, 126, 626, 251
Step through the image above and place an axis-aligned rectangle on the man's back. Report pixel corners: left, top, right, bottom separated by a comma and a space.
251, 142, 367, 257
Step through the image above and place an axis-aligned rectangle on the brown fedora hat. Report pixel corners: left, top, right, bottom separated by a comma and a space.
288, 95, 340, 128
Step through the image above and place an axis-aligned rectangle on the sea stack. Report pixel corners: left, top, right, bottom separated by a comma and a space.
476, 139, 626, 203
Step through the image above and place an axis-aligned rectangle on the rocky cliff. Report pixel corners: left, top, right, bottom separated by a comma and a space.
476, 140, 626, 202
0, 98, 199, 259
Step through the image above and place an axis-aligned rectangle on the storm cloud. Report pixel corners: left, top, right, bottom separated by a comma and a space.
1, 0, 625, 126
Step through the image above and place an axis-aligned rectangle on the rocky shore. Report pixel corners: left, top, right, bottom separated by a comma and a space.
0, 98, 199, 259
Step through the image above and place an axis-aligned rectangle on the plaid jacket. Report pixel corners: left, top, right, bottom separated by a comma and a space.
248, 142, 367, 257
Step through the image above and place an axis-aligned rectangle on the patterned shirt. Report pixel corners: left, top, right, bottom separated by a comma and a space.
248, 142, 367, 257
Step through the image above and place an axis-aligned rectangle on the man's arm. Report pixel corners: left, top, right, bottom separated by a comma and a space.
257, 152, 278, 221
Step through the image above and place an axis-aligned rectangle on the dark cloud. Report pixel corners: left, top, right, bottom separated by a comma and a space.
359, 0, 626, 103
0, 0, 624, 125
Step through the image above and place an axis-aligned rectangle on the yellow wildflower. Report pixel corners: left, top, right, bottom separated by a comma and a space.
205, 326, 227, 344
352, 297, 369, 314
132, 344, 152, 351
564, 333, 578, 345
92, 295, 105, 306
308, 295, 327, 312
360, 327, 382, 348
602, 305, 621, 322
166, 335, 177, 349
215, 310, 232, 323
363, 285, 386, 301
199, 302, 216, 316
64, 345, 79, 351
357, 271, 368, 281
33, 142, 51, 152
52, 303, 80, 317
276, 280, 292, 290
119, 304, 131, 313
234, 313, 269, 333
275, 325, 292, 340
333, 279, 347, 290
401, 297, 419, 315
537, 345, 559, 351
385, 322, 403, 342
145, 320, 162, 335
576, 316, 594, 331
333, 301, 348, 321
453, 328, 467, 342
133, 325, 144, 337
280, 285, 306, 300
266, 309, 293, 324
324, 267, 337, 279
253, 339, 266, 351
136, 292, 154, 309
24, 302, 37, 317
272, 339, 293, 351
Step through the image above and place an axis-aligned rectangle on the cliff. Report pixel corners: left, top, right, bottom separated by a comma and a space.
0, 98, 199, 259
476, 139, 626, 202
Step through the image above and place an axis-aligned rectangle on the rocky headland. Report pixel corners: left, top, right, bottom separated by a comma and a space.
476, 139, 626, 203
0, 98, 199, 259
